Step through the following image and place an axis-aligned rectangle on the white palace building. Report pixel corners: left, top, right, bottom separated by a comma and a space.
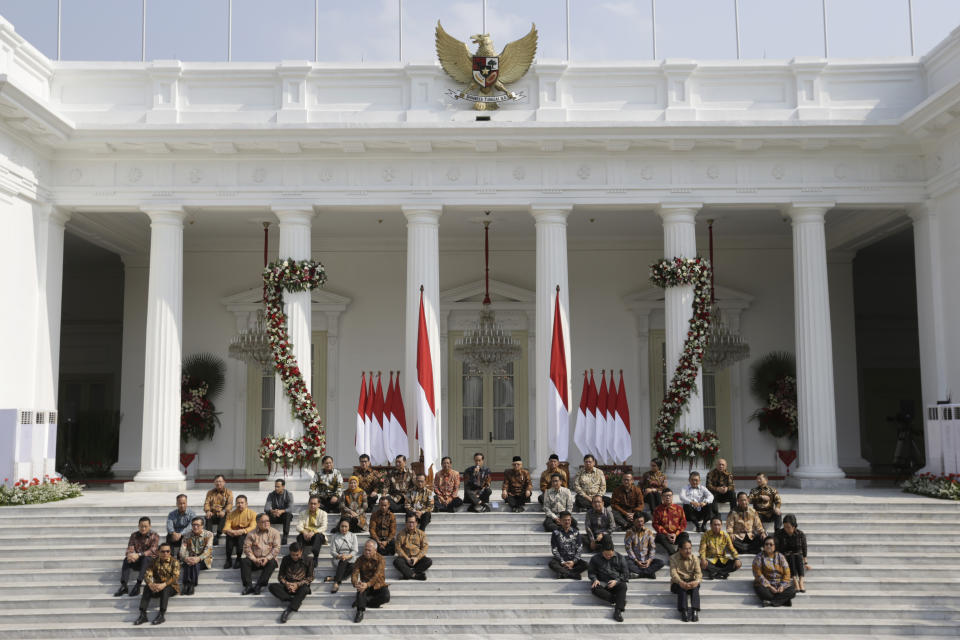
2, 12, 960, 492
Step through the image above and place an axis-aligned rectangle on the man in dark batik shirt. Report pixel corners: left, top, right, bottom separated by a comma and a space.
501, 456, 533, 513
114, 516, 160, 597
269, 542, 315, 623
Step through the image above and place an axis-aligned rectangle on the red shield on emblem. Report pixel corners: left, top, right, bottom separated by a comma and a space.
472, 56, 499, 88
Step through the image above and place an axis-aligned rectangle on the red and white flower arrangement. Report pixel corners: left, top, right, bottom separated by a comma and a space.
258, 258, 328, 471
649, 256, 720, 467
180, 376, 220, 442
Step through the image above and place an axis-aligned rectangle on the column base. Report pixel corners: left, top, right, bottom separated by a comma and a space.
124, 479, 188, 493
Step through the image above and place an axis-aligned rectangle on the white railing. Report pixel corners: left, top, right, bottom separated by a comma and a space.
0, 0, 956, 64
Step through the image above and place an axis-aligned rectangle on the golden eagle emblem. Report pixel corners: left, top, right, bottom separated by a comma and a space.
435, 21, 538, 110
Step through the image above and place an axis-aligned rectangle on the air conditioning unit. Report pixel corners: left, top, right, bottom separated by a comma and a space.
0, 408, 58, 485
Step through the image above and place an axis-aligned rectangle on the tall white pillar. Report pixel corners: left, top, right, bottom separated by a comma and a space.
911, 202, 948, 473
531, 205, 572, 468
403, 206, 442, 468
658, 204, 705, 483
33, 205, 70, 409
271, 206, 315, 439
786, 204, 853, 488
128, 206, 187, 491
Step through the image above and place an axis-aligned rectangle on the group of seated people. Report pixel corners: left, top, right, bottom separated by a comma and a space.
546, 456, 809, 621
112, 453, 809, 625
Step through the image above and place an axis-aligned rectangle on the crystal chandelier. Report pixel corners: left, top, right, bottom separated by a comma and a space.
703, 220, 750, 372
453, 219, 522, 374
228, 222, 275, 373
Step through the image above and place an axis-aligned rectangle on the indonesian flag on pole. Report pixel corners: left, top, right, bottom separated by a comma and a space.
604, 373, 618, 465
573, 371, 590, 458
595, 371, 609, 464
386, 371, 409, 460
547, 288, 569, 461
364, 373, 376, 462
416, 290, 440, 475
613, 370, 632, 464
370, 373, 388, 465
355, 372, 368, 457
585, 370, 598, 460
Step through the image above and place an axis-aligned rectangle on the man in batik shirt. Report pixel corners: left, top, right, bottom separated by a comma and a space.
369, 496, 397, 556
463, 452, 492, 512
405, 473, 434, 530
393, 514, 433, 580
433, 456, 462, 512
385, 454, 414, 513
548, 511, 587, 579
296, 495, 328, 567
114, 516, 159, 597
653, 488, 687, 555
269, 541, 315, 623
352, 540, 390, 623
356, 453, 383, 511
133, 543, 179, 626
623, 513, 663, 579
203, 474, 233, 545
610, 472, 647, 530
240, 513, 281, 595
310, 455, 344, 513
727, 491, 766, 554
178, 517, 213, 595
706, 458, 736, 514
749, 473, 783, 531
538, 454, 568, 504
699, 516, 741, 579
573, 454, 608, 511
501, 456, 533, 512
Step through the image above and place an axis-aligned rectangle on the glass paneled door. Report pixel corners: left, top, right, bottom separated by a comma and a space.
448, 331, 528, 470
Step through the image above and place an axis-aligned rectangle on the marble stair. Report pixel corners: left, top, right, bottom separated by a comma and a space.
0, 488, 958, 638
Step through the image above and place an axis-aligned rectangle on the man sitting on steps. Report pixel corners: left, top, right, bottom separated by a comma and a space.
369, 497, 397, 556
542, 472, 577, 532
178, 517, 213, 595
584, 494, 616, 552
538, 454, 568, 504
165, 494, 195, 557
463, 452, 492, 512
573, 454, 608, 511
133, 543, 179, 626
680, 471, 716, 533
269, 541, 314, 624
501, 455, 532, 512
114, 516, 159, 597
296, 495, 328, 568
588, 537, 630, 623
623, 513, 664, 579
222, 495, 257, 569
653, 488, 687, 555
610, 472, 647, 530
727, 492, 766, 555
264, 478, 294, 546
393, 514, 432, 580
203, 474, 233, 545
699, 516, 741, 580
405, 473, 434, 530
240, 513, 281, 595
433, 456, 463, 512
549, 511, 587, 579
352, 540, 390, 623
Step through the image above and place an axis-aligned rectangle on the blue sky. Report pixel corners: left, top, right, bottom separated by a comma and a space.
0, 0, 958, 62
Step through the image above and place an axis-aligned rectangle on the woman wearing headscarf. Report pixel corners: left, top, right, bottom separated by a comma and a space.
641, 459, 667, 515
338, 476, 368, 533
774, 514, 809, 593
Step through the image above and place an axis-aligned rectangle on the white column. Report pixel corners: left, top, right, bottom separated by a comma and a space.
324, 310, 341, 458
786, 204, 853, 487
128, 206, 187, 491
911, 202, 949, 474
531, 205, 572, 468
403, 206, 442, 465
271, 206, 315, 439
634, 314, 652, 467
33, 205, 70, 409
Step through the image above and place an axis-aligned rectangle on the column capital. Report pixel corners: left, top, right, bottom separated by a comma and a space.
657, 202, 702, 223
271, 203, 316, 223
529, 204, 572, 223
48, 205, 72, 228
402, 205, 443, 224
141, 204, 186, 226
908, 201, 937, 223
785, 202, 835, 223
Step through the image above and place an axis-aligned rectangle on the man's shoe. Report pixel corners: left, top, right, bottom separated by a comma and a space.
481, 504, 491, 513
645, 574, 656, 579
253, 585, 262, 595
517, 505, 526, 512
783, 599, 792, 607
242, 586, 255, 595
113, 584, 128, 597
613, 609, 624, 622
413, 573, 427, 581
133, 612, 148, 625
151, 612, 165, 625
223, 559, 233, 569
280, 609, 291, 623
680, 610, 689, 622
128, 584, 141, 597
760, 601, 771, 607
282, 537, 288, 546
691, 610, 699, 622
354, 609, 364, 623
573, 573, 583, 580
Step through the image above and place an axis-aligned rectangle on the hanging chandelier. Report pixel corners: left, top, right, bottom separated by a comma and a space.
228, 222, 275, 373
453, 218, 522, 374
702, 219, 750, 372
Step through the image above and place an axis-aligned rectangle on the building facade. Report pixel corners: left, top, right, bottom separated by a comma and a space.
1, 15, 958, 489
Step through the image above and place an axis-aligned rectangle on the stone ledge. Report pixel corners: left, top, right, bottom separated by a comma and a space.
785, 476, 857, 490
121, 480, 187, 493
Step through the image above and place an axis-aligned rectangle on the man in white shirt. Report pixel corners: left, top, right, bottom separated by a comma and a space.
679, 471, 716, 533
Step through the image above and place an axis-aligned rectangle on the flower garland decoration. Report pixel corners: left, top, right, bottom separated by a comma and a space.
258, 258, 328, 472
649, 256, 721, 467
754, 375, 798, 439
180, 376, 220, 442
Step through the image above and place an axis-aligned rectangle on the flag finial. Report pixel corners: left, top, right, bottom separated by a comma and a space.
556, 284, 560, 292
420, 284, 424, 293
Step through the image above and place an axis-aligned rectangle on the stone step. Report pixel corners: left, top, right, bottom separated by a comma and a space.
3, 616, 959, 638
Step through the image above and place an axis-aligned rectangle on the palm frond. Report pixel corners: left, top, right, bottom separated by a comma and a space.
748, 351, 796, 404
182, 353, 226, 401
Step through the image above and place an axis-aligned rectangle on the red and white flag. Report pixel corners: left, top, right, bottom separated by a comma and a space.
370, 372, 388, 465
416, 290, 439, 475
585, 370, 598, 460
355, 372, 368, 457
613, 371, 632, 464
604, 373, 618, 465
547, 289, 569, 460
573, 371, 590, 458
594, 371, 609, 464
364, 373, 375, 461
388, 371, 409, 460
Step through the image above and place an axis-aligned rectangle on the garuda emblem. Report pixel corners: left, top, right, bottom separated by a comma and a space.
435, 21, 538, 110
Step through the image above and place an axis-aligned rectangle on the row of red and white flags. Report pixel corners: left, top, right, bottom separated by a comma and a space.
354, 371, 409, 466
378, 289, 628, 472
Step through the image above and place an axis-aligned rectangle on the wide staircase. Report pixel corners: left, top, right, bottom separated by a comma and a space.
1, 488, 959, 638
